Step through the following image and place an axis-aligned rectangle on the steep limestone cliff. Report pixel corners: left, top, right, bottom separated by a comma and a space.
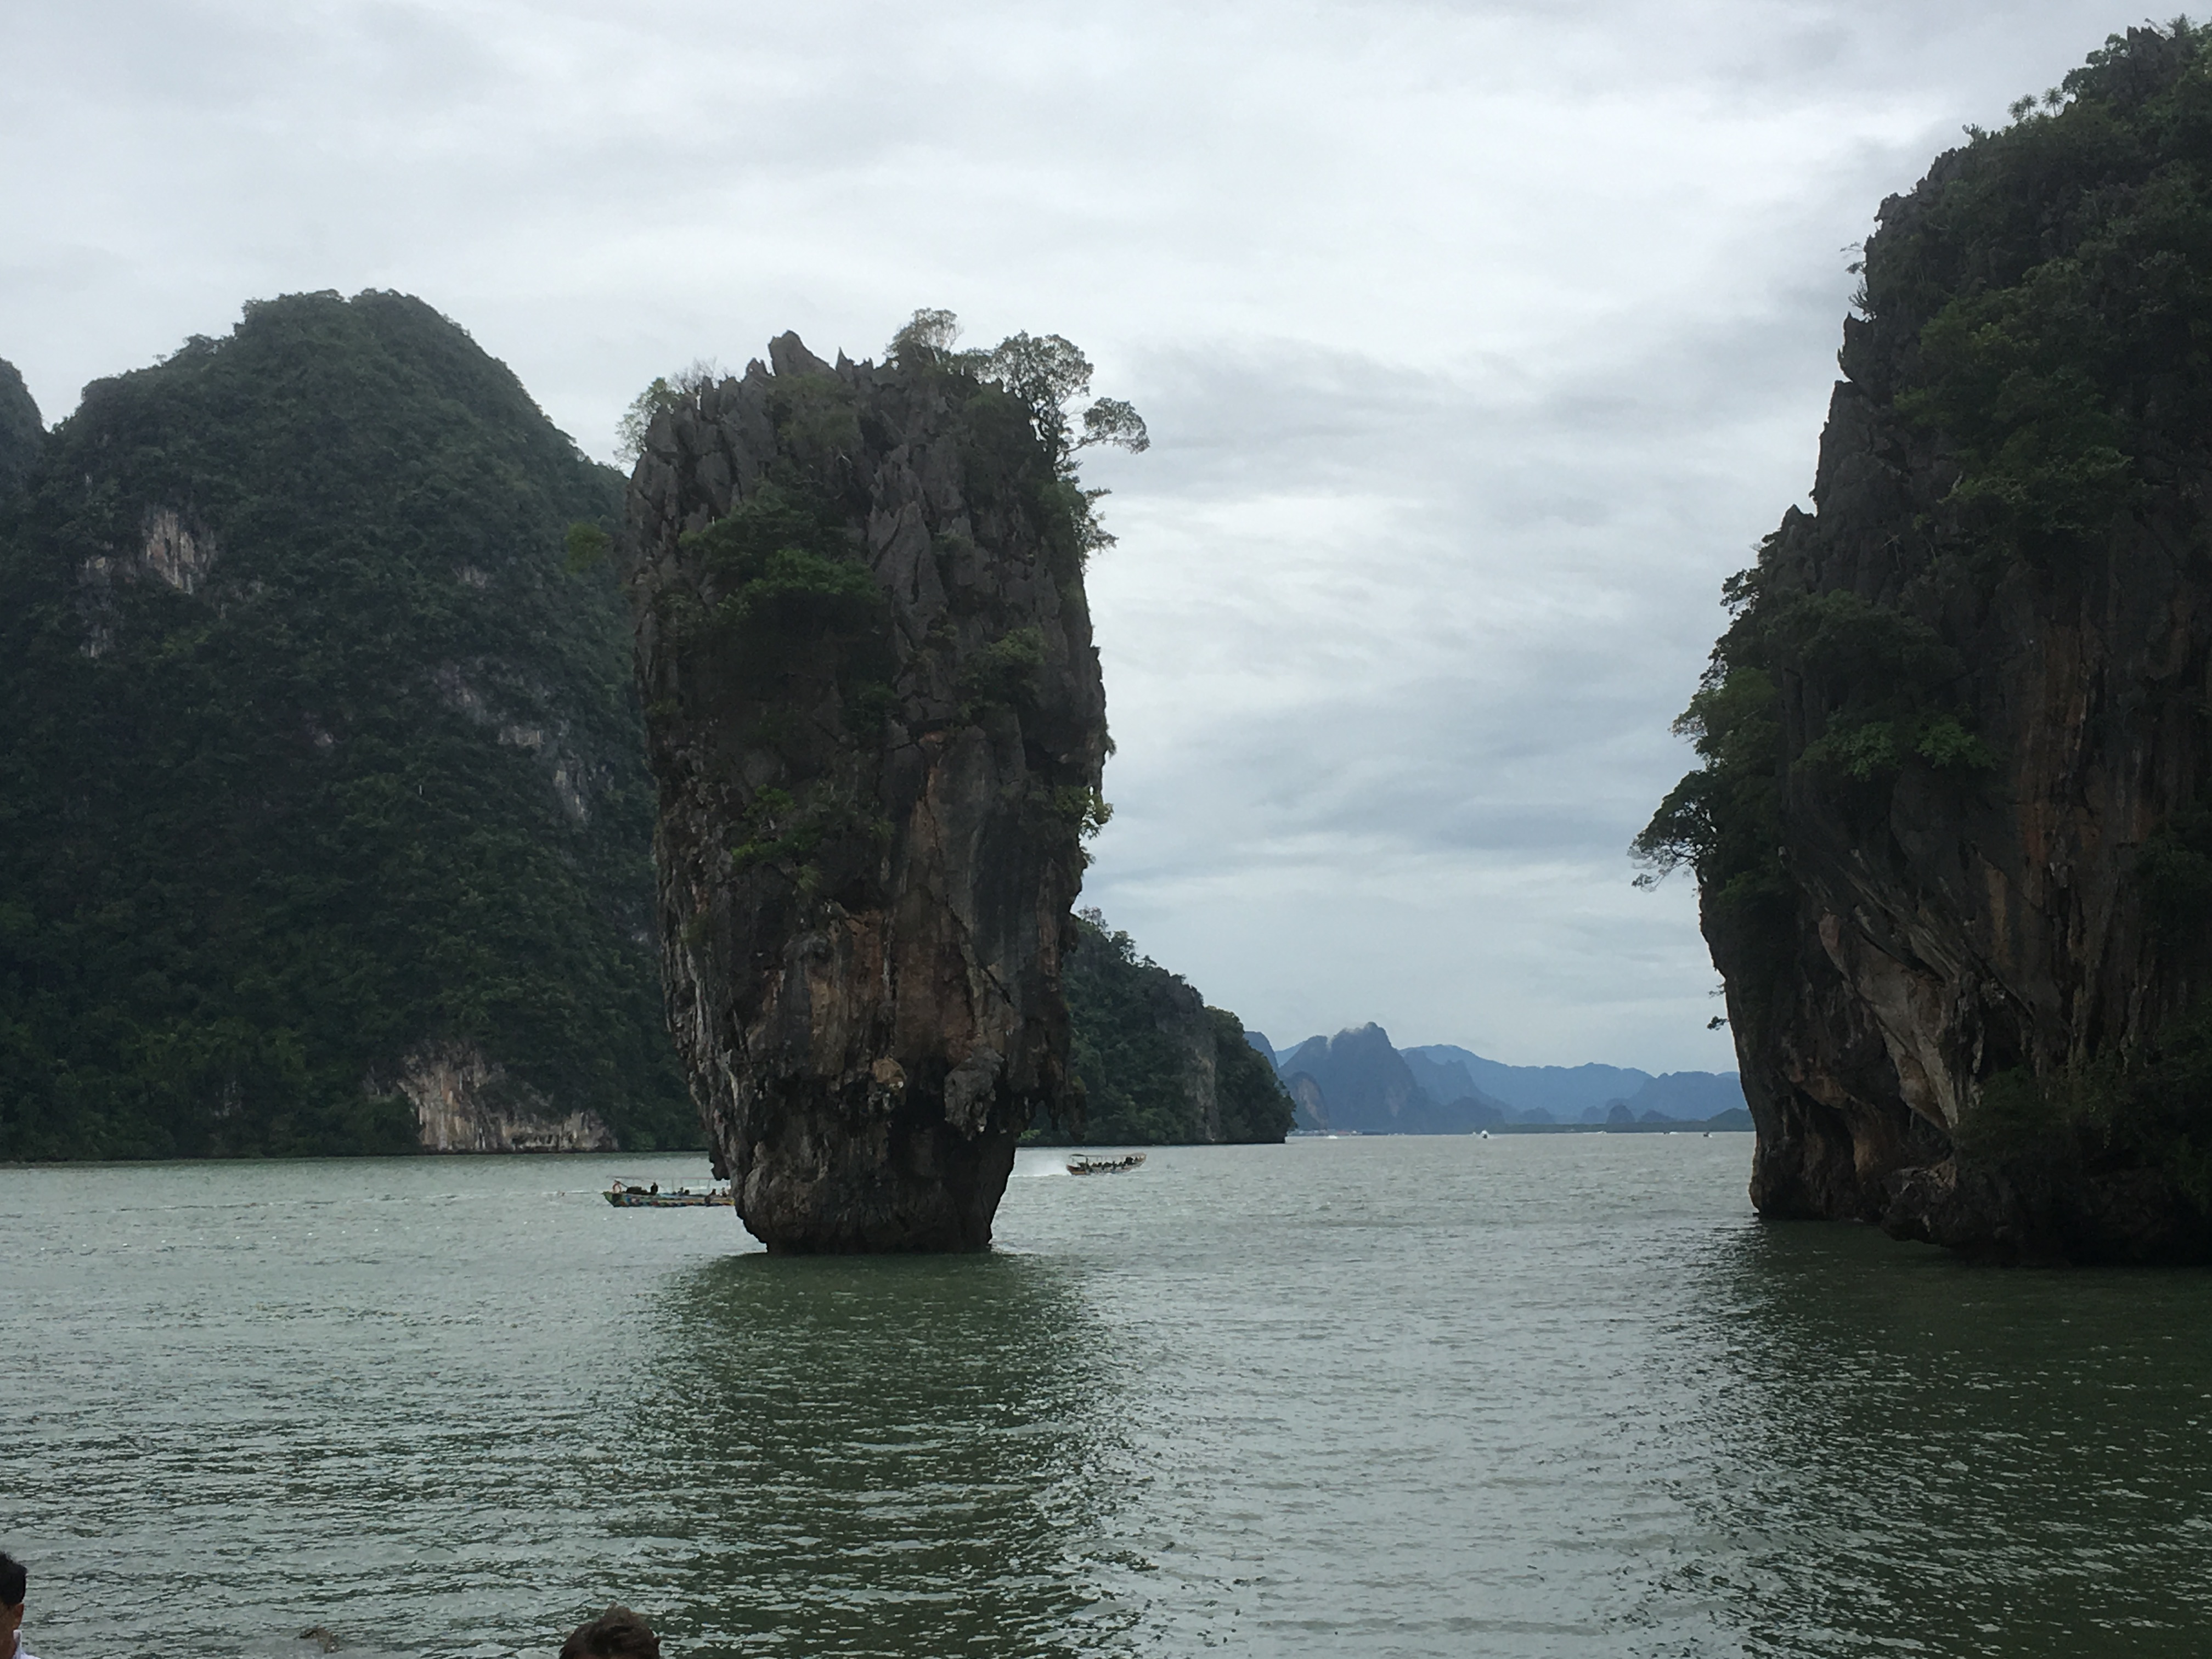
1642, 25, 2212, 1261
624, 330, 1111, 1251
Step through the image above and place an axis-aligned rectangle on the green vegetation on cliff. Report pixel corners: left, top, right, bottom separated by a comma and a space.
0, 292, 692, 1159
1059, 911, 1294, 1145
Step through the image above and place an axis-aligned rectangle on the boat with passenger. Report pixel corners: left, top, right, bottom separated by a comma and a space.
1066, 1153, 1146, 1176
603, 1177, 732, 1207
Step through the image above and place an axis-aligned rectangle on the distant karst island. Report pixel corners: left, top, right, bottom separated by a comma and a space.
1257, 1023, 1750, 1134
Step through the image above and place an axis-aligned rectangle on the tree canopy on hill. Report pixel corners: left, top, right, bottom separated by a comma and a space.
0, 291, 693, 1159
1060, 910, 1293, 1145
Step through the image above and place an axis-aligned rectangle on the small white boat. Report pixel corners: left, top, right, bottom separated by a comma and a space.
1066, 1153, 1146, 1176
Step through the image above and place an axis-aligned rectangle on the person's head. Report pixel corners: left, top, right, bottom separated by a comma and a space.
0, 1551, 24, 1651
559, 1606, 658, 1659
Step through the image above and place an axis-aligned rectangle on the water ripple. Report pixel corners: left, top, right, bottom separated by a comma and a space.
7, 1139, 2212, 1655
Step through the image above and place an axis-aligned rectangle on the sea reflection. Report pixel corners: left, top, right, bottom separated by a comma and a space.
607, 1251, 1127, 1658
1674, 1223, 2212, 1658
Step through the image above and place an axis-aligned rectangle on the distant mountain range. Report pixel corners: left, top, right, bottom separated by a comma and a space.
1244, 1024, 1747, 1135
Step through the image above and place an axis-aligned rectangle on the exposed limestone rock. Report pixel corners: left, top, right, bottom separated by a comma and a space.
383, 1040, 616, 1153
433, 661, 606, 826
624, 332, 1108, 1251
140, 507, 215, 592
70, 506, 221, 654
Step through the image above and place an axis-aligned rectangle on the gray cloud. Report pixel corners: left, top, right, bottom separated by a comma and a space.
0, 0, 2150, 1066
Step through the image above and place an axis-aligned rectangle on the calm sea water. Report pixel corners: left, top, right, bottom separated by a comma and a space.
8, 1135, 2212, 1658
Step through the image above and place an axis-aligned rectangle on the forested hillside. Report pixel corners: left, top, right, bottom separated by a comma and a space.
0, 291, 694, 1159
1060, 911, 1294, 1144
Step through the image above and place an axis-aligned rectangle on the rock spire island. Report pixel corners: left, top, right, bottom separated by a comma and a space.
624, 326, 1115, 1251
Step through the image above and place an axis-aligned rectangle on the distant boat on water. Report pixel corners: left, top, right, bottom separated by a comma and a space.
1066, 1153, 1146, 1176
603, 1177, 732, 1208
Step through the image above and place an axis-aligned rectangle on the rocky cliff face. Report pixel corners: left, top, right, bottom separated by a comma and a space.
1644, 25, 2212, 1261
624, 332, 1109, 1251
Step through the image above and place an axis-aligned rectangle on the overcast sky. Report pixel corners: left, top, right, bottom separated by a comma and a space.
0, 0, 2156, 1070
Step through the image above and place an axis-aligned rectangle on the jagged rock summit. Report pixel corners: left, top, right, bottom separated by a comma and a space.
1641, 25, 2212, 1261
625, 329, 1110, 1252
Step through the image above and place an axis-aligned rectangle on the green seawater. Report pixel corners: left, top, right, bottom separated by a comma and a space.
8, 1136, 2212, 1657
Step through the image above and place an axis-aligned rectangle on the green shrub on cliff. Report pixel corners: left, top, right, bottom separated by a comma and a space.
682, 480, 892, 697
0, 291, 694, 1159
885, 308, 1149, 560
1058, 910, 1294, 1145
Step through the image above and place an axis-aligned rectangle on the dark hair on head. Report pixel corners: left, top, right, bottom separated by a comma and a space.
558, 1606, 658, 1659
0, 1551, 24, 1608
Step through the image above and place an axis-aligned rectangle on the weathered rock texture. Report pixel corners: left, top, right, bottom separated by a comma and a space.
385, 1041, 617, 1153
1658, 26, 2212, 1261
625, 334, 1108, 1251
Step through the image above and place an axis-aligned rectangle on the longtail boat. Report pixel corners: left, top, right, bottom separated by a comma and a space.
1066, 1153, 1146, 1176
603, 1178, 732, 1208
